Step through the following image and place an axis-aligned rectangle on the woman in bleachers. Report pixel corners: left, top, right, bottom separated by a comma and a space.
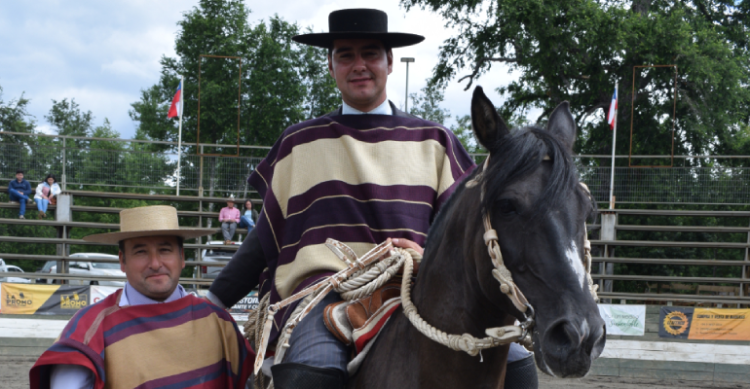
34, 173, 61, 219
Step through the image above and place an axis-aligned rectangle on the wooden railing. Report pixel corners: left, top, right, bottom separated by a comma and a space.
2, 188, 749, 305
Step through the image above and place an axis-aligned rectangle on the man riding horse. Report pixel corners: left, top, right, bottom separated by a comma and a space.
207, 8, 537, 388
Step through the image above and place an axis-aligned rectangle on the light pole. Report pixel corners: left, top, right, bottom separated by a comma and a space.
401, 57, 415, 112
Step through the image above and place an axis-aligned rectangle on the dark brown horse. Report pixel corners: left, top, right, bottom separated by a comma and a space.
349, 87, 605, 388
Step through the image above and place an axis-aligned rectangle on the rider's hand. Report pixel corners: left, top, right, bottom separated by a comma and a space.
391, 238, 423, 274
391, 238, 424, 255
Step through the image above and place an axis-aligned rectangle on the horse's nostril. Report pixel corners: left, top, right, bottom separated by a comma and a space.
546, 320, 582, 353
586, 324, 607, 356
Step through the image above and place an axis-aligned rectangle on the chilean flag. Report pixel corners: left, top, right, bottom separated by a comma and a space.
167, 81, 182, 118
607, 87, 617, 130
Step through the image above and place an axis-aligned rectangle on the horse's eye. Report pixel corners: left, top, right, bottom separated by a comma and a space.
496, 199, 517, 215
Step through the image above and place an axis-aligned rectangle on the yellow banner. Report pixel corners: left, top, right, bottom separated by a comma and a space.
688, 308, 750, 341
0, 283, 60, 314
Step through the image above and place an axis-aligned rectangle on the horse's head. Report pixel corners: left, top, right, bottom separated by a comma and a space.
467, 86, 605, 377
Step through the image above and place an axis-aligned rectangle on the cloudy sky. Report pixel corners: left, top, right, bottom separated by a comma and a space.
0, 0, 520, 140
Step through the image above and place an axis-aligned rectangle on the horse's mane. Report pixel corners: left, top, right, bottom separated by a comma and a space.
425, 126, 589, 253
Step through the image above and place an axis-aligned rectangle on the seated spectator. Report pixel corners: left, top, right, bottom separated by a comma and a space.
219, 195, 240, 244
8, 170, 32, 219
237, 199, 258, 233
34, 174, 61, 219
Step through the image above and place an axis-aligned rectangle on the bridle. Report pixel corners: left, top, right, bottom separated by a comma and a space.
456, 155, 599, 349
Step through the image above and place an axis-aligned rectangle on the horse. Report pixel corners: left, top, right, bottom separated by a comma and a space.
347, 86, 606, 388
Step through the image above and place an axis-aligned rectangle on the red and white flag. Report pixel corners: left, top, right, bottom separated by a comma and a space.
607, 87, 617, 130
167, 81, 182, 118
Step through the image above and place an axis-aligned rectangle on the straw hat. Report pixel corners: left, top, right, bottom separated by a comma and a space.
83, 205, 218, 244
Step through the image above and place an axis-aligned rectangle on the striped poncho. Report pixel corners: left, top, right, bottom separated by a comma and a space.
249, 112, 475, 340
30, 291, 253, 389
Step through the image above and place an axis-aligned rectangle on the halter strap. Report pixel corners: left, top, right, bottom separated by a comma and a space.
466, 155, 598, 321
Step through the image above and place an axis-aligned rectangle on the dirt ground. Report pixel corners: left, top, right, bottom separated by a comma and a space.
538, 374, 749, 389
4, 355, 744, 389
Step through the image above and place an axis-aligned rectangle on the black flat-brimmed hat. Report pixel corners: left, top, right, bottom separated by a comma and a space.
292, 9, 424, 49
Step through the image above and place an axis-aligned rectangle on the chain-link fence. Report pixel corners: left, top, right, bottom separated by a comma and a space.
580, 166, 750, 205
2, 132, 750, 204
0, 134, 268, 197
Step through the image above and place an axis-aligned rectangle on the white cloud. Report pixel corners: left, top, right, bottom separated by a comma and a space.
1, 0, 529, 140
35, 124, 55, 135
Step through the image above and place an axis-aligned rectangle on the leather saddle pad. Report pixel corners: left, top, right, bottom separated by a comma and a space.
323, 280, 402, 354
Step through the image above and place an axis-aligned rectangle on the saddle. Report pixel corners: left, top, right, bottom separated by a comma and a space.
323, 279, 403, 354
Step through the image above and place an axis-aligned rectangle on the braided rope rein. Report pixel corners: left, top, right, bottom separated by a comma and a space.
397, 247, 532, 356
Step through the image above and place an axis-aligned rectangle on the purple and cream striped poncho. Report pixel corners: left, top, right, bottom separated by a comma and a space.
249, 113, 475, 337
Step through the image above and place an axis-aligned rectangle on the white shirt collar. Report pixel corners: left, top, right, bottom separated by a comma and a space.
120, 282, 186, 307
341, 99, 393, 115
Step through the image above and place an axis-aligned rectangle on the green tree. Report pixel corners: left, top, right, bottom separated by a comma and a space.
0, 86, 43, 180
157, 0, 253, 150
129, 85, 175, 152
298, 27, 341, 119
0, 86, 36, 134
403, 0, 750, 164
46, 99, 94, 138
408, 82, 451, 124
244, 16, 307, 146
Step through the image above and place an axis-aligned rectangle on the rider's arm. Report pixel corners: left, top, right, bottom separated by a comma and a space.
207, 227, 266, 309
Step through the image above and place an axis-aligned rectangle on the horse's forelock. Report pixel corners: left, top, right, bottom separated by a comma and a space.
481, 127, 583, 219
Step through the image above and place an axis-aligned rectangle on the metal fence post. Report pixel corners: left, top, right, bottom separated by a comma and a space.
197, 144, 204, 280
61, 137, 67, 191
742, 218, 749, 307
199, 145, 204, 198
56, 193, 72, 284
601, 211, 617, 303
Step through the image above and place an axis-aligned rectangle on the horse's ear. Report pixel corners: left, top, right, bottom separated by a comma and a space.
545, 101, 577, 150
471, 86, 510, 150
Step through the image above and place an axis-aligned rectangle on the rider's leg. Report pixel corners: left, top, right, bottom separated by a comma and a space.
505, 343, 538, 389
271, 363, 347, 389
272, 292, 348, 388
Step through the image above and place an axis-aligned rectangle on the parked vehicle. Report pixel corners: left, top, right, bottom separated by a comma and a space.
193, 240, 239, 281
0, 259, 33, 284
36, 260, 57, 283
47, 253, 125, 286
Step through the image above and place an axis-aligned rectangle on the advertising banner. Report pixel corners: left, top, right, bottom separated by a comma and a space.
1, 283, 90, 315
229, 291, 259, 321
689, 308, 750, 341
659, 306, 694, 339
90, 286, 120, 305
659, 306, 750, 340
598, 304, 646, 336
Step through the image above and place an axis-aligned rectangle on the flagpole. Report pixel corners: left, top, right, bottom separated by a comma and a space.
176, 76, 184, 196
608, 86, 617, 210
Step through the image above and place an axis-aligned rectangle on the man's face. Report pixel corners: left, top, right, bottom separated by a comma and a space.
15, 173, 23, 182
119, 235, 185, 301
328, 39, 393, 112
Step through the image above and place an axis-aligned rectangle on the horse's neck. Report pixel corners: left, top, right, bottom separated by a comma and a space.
412, 241, 509, 343
388, 221, 511, 387
352, 193, 512, 388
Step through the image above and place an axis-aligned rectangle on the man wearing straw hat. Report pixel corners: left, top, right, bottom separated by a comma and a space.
207, 8, 537, 389
30, 205, 254, 389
